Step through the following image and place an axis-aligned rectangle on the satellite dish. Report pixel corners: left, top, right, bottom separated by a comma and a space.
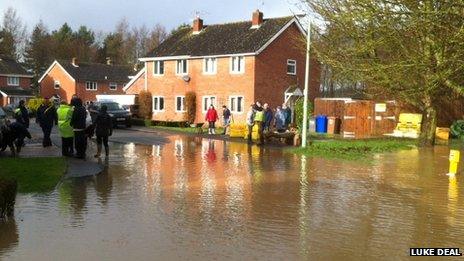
182, 75, 191, 82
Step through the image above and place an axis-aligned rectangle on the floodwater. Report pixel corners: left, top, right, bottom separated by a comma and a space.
1, 135, 464, 260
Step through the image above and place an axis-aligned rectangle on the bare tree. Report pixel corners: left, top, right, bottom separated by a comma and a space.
1, 7, 27, 60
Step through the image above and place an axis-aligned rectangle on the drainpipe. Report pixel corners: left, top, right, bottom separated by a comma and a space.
144, 62, 148, 91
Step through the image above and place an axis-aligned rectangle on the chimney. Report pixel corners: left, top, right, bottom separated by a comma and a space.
106, 57, 112, 65
193, 16, 203, 35
252, 10, 264, 28
71, 57, 78, 67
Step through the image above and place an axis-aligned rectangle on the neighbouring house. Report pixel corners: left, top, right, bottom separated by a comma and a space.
39, 58, 134, 103
124, 10, 321, 123
0, 56, 34, 107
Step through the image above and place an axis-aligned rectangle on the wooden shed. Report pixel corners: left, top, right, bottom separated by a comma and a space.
313, 98, 398, 138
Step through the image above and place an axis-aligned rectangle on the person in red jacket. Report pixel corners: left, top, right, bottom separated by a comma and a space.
205, 105, 219, 134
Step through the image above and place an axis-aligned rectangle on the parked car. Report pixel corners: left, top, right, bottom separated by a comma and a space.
94, 101, 132, 128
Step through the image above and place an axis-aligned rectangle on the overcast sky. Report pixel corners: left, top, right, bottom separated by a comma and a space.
0, 0, 306, 32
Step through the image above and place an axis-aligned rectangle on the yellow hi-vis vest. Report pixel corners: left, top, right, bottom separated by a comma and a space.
57, 104, 74, 138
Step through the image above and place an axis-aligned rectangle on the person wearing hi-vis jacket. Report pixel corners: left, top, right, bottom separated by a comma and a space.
57, 101, 74, 157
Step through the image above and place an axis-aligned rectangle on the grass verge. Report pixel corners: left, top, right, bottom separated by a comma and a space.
151, 126, 225, 134
0, 157, 67, 193
291, 138, 417, 160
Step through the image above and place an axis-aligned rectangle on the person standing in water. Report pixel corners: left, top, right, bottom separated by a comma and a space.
94, 105, 113, 158
205, 105, 219, 135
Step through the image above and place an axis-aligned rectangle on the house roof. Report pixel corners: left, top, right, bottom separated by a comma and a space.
0, 56, 32, 76
146, 16, 297, 57
0, 87, 34, 97
56, 60, 133, 82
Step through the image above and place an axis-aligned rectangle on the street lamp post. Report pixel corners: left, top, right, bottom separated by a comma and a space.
301, 19, 311, 148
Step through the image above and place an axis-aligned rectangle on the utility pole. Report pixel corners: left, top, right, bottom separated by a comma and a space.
301, 19, 311, 148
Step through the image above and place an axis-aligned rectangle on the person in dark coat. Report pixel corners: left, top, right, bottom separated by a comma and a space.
282, 103, 292, 128
70, 98, 87, 159
37, 98, 58, 147
14, 100, 29, 128
263, 103, 273, 132
94, 105, 113, 158
0, 120, 32, 156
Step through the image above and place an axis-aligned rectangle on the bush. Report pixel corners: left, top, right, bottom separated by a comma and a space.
294, 98, 313, 131
0, 178, 17, 219
27, 98, 44, 115
185, 91, 196, 124
138, 91, 152, 119
450, 120, 464, 140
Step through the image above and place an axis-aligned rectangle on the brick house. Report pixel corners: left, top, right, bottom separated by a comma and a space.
0, 56, 34, 106
39, 58, 133, 103
124, 10, 321, 123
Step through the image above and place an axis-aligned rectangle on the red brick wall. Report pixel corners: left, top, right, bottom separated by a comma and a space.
0, 75, 32, 89
40, 63, 76, 102
40, 62, 127, 103
75, 81, 126, 104
125, 71, 146, 95
146, 56, 255, 123
255, 23, 320, 109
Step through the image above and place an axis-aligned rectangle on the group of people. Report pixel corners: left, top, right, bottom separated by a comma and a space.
204, 102, 292, 144
57, 96, 113, 159
0, 96, 113, 159
0, 100, 32, 155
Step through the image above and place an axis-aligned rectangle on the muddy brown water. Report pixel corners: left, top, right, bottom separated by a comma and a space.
1, 135, 464, 260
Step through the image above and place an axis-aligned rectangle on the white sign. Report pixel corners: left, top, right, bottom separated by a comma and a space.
375, 103, 387, 112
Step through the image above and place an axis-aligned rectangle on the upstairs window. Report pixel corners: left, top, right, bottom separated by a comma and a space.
230, 56, 245, 74
86, 81, 98, 91
153, 96, 165, 112
176, 59, 188, 75
229, 96, 244, 113
175, 96, 186, 112
287, 59, 297, 75
7, 77, 19, 86
54, 80, 60, 89
203, 58, 217, 74
109, 82, 117, 90
154, 61, 164, 75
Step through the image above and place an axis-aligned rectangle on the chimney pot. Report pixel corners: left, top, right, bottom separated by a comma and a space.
252, 10, 264, 28
193, 17, 203, 34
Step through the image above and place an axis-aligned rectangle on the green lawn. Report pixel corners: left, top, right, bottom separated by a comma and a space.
291, 138, 417, 160
151, 125, 225, 134
0, 157, 67, 193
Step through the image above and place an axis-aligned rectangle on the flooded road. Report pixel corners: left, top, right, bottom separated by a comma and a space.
1, 134, 464, 260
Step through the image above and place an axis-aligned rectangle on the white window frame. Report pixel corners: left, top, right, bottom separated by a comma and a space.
109, 82, 117, 90
175, 59, 188, 75
202, 96, 217, 113
175, 95, 186, 112
85, 81, 98, 91
153, 61, 164, 76
7, 76, 19, 86
287, 59, 297, 75
54, 80, 61, 90
230, 56, 245, 74
203, 57, 217, 75
229, 95, 245, 114
152, 96, 165, 112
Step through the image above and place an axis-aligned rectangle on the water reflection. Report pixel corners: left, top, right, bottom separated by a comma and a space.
3, 135, 464, 260
0, 219, 18, 255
